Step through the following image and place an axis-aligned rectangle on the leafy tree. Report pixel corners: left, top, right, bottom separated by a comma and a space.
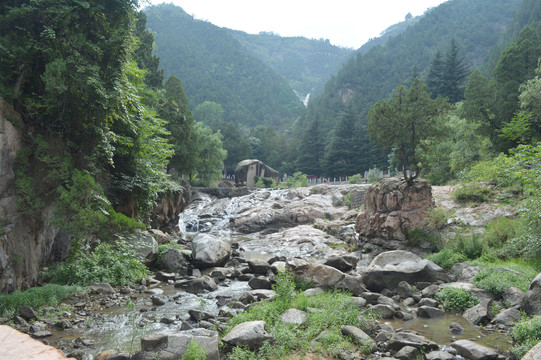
193, 101, 225, 128
133, 11, 164, 89
367, 79, 450, 184
191, 122, 227, 184
215, 121, 252, 173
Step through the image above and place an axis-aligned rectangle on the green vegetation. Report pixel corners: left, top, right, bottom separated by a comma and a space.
223, 271, 376, 359
511, 315, 541, 359
348, 174, 362, 184
47, 240, 147, 286
156, 241, 184, 266
0, 284, 84, 317
452, 183, 493, 204
434, 287, 480, 313
366, 168, 383, 184
473, 268, 532, 296
181, 340, 207, 360
282, 172, 309, 188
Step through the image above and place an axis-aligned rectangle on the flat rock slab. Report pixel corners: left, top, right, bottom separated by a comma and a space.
451, 339, 498, 360
0, 325, 75, 360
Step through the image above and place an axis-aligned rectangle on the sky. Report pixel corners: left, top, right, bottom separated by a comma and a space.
147, 0, 449, 49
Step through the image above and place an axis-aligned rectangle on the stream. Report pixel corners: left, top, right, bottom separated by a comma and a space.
46, 186, 512, 358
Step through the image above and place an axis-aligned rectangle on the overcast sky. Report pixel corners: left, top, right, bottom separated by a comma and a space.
147, 0, 449, 48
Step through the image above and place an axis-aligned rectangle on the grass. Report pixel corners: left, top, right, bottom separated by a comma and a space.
0, 284, 85, 317
223, 271, 377, 359
511, 315, 541, 359
453, 183, 493, 204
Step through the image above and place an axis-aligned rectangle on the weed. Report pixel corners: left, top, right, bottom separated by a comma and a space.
434, 287, 479, 312
511, 315, 541, 359
181, 340, 206, 360
429, 248, 467, 270
453, 183, 493, 204
472, 268, 531, 296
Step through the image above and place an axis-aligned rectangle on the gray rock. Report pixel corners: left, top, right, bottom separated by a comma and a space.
238, 289, 276, 305
191, 234, 231, 268
387, 332, 438, 352
280, 309, 307, 325
371, 304, 395, 319
303, 287, 325, 297
341, 325, 376, 351
159, 249, 190, 275
425, 350, 455, 360
451, 339, 498, 360
421, 284, 441, 298
523, 340, 541, 360
335, 274, 367, 296
492, 306, 522, 326
248, 259, 271, 275
222, 321, 273, 349
151, 296, 166, 306
350, 296, 368, 308
402, 298, 416, 307
417, 306, 444, 318
19, 306, 39, 320
361, 291, 381, 304
128, 230, 159, 264
362, 251, 448, 292
418, 298, 438, 308
523, 273, 541, 315
450, 322, 464, 335
88, 283, 115, 294
188, 309, 215, 322
286, 258, 345, 288
248, 276, 272, 290
324, 255, 358, 272
206, 267, 233, 281
134, 329, 220, 360
464, 299, 492, 325
270, 261, 287, 274
395, 346, 419, 360
176, 276, 218, 294
502, 287, 525, 307
397, 281, 413, 299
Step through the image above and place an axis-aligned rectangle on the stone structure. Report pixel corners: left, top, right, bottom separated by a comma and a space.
234, 159, 280, 187
355, 177, 433, 249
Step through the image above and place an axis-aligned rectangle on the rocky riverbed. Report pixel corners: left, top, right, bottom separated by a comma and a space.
2, 182, 537, 360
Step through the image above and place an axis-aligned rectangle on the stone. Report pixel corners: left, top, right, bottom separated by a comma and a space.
451, 339, 498, 360
417, 306, 444, 318
206, 267, 233, 281
88, 283, 115, 295
335, 274, 367, 296
492, 306, 522, 326
128, 230, 159, 264
425, 350, 455, 360
280, 309, 307, 325
107, 353, 130, 360
247, 259, 271, 275
418, 298, 439, 308
397, 281, 413, 299
450, 322, 464, 335
0, 325, 75, 359
134, 329, 219, 360
523, 340, 541, 360
324, 254, 358, 272
361, 291, 381, 304
350, 296, 368, 308
238, 289, 276, 305
159, 249, 190, 275
234, 159, 280, 187
188, 310, 215, 322
341, 325, 376, 351
191, 234, 231, 268
248, 276, 272, 290
402, 298, 416, 307
176, 276, 218, 294
387, 332, 438, 352
395, 346, 419, 360
19, 306, 39, 320
286, 258, 345, 288
421, 284, 441, 298
371, 304, 395, 319
303, 287, 325, 297
362, 250, 448, 292
221, 321, 273, 349
502, 287, 525, 307
464, 299, 492, 325
151, 296, 166, 306
522, 272, 541, 315
355, 178, 433, 246
270, 261, 287, 274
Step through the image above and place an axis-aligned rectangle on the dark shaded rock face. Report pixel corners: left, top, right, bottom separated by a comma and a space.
150, 180, 191, 231
355, 177, 433, 249
234, 159, 280, 187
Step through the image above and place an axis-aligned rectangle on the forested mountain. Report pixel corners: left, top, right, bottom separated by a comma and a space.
296, 0, 522, 176
144, 4, 303, 129
227, 30, 353, 101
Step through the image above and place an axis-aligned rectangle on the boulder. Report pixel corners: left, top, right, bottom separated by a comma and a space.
395, 346, 419, 360
324, 254, 358, 272
362, 250, 448, 292
175, 276, 217, 294
355, 178, 433, 247
450, 339, 498, 360
341, 325, 376, 351
191, 234, 231, 268
492, 306, 522, 326
522, 272, 541, 315
280, 309, 307, 325
523, 340, 541, 360
133, 329, 219, 360
425, 350, 455, 360
127, 231, 159, 264
88, 283, 115, 295
387, 332, 438, 352
248, 276, 272, 290
159, 249, 190, 275
417, 306, 444, 318
238, 289, 276, 305
234, 159, 280, 187
463, 299, 492, 325
222, 321, 273, 349
286, 258, 345, 288
0, 325, 75, 359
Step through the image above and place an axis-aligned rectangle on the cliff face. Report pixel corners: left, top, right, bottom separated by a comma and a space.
0, 100, 69, 292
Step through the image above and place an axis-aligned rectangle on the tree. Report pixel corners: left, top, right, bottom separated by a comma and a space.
193, 101, 225, 128
192, 122, 227, 184
426, 38, 468, 102
367, 79, 450, 185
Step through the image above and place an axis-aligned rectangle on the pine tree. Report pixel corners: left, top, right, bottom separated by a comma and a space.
442, 38, 468, 103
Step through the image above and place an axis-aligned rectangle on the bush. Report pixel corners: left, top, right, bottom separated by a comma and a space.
453, 183, 493, 204
484, 216, 521, 249
255, 176, 275, 188
0, 284, 84, 317
48, 240, 147, 286
434, 287, 479, 312
472, 268, 530, 296
283, 172, 309, 188
454, 233, 484, 260
366, 167, 383, 183
511, 315, 541, 359
181, 340, 206, 360
424, 207, 452, 230
429, 248, 467, 270
407, 228, 441, 248
348, 173, 362, 184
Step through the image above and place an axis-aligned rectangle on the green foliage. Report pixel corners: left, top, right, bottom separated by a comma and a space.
53, 170, 145, 242
283, 172, 309, 188
156, 241, 183, 266
273, 270, 296, 303
511, 315, 541, 359
429, 248, 467, 270
454, 233, 484, 260
484, 217, 522, 249
424, 207, 452, 230
227, 347, 255, 360
366, 168, 383, 183
47, 240, 147, 287
435, 287, 479, 312
348, 174, 362, 184
472, 268, 530, 296
181, 340, 206, 360
452, 183, 493, 204
254, 176, 275, 188
0, 284, 84, 317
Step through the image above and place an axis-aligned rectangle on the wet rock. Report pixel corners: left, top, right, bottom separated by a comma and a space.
336, 274, 367, 296
19, 306, 39, 320
464, 299, 493, 325
378, 295, 400, 309
324, 254, 358, 272
160, 317, 176, 325
176, 276, 217, 294
188, 309, 215, 322
128, 230, 159, 265
417, 306, 444, 318
107, 352, 130, 360
238, 289, 276, 305
451, 339, 498, 360
159, 249, 190, 275
425, 350, 455, 360
387, 331, 438, 352
371, 304, 396, 319
350, 296, 368, 308
421, 284, 441, 298
375, 330, 394, 342
191, 233, 231, 268
88, 283, 115, 295
502, 287, 525, 307
341, 325, 376, 351
395, 346, 419, 360
286, 258, 345, 288
362, 251, 448, 292
151, 296, 166, 306
134, 329, 220, 360
280, 309, 307, 325
206, 267, 233, 281
29, 321, 48, 333
247, 259, 271, 275
402, 298, 416, 307
31, 330, 53, 338
522, 273, 541, 315
450, 322, 464, 335
222, 321, 273, 349
418, 298, 438, 307
397, 281, 413, 299
248, 276, 272, 290
95, 350, 119, 360
492, 306, 522, 326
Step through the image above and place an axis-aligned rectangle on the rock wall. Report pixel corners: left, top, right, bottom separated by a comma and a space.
355, 177, 433, 250
0, 100, 68, 292
234, 159, 280, 187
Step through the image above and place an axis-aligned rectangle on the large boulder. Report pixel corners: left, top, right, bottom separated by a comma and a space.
191, 234, 231, 268
355, 177, 433, 248
522, 272, 541, 315
222, 321, 273, 349
450, 339, 498, 360
0, 325, 75, 359
362, 250, 448, 292
235, 159, 280, 187
159, 249, 190, 275
523, 340, 541, 360
133, 329, 219, 360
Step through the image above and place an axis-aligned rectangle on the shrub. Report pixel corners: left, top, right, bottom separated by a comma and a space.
348, 173, 362, 184
511, 315, 541, 359
454, 233, 484, 260
255, 176, 276, 188
283, 172, 309, 188
181, 340, 206, 360
0, 284, 84, 317
472, 268, 530, 296
484, 216, 521, 249
429, 248, 467, 270
407, 228, 441, 248
227, 347, 255, 360
453, 183, 493, 204
434, 287, 479, 312
424, 207, 452, 230
366, 167, 383, 183
47, 240, 147, 286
